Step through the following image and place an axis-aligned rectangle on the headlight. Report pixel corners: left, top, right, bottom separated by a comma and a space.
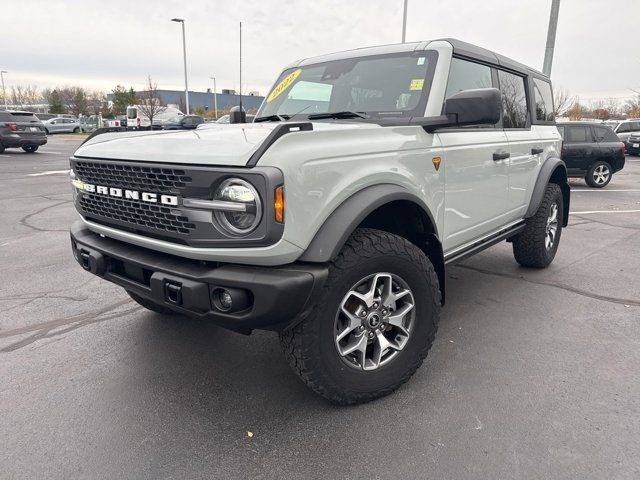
213, 178, 262, 235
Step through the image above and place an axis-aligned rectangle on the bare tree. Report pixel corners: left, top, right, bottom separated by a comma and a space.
86, 90, 105, 115
604, 97, 621, 118
137, 76, 167, 126
553, 87, 576, 118
67, 87, 88, 116
626, 90, 640, 118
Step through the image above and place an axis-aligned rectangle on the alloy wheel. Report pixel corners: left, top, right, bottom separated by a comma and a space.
593, 164, 610, 185
334, 273, 415, 371
545, 202, 559, 250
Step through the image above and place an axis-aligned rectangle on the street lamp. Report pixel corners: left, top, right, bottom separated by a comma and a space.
209, 76, 218, 119
171, 18, 190, 114
0, 71, 7, 110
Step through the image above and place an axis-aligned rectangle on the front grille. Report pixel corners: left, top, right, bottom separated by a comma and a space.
80, 193, 196, 235
75, 161, 192, 194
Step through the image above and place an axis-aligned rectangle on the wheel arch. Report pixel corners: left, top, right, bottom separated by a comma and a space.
526, 157, 570, 227
299, 184, 445, 303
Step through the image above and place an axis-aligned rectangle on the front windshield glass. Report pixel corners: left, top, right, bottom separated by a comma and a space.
258, 51, 437, 119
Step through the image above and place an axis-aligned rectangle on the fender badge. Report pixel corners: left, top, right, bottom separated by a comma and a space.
432, 156, 441, 171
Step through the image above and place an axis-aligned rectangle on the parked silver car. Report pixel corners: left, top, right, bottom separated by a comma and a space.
43, 117, 80, 134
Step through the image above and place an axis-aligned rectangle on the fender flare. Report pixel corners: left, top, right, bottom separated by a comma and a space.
525, 157, 570, 227
299, 183, 439, 262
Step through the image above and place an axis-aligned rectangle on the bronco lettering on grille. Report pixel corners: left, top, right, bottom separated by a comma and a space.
82, 183, 178, 206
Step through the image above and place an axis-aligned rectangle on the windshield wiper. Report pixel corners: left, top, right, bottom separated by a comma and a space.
307, 111, 369, 120
254, 114, 290, 123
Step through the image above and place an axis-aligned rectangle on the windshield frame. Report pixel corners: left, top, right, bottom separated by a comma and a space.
257, 50, 439, 122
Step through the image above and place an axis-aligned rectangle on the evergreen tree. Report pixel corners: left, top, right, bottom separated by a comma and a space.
48, 89, 66, 114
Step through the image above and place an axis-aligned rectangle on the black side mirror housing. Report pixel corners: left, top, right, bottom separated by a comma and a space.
443, 88, 502, 127
229, 110, 247, 124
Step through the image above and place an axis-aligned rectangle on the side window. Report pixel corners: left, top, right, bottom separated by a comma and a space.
444, 58, 492, 100
617, 123, 630, 133
594, 126, 618, 142
566, 126, 589, 143
631, 121, 640, 131
498, 70, 528, 128
533, 78, 555, 122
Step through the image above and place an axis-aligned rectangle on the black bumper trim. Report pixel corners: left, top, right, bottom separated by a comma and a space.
70, 222, 328, 332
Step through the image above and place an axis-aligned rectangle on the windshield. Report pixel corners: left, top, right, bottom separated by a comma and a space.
258, 51, 437, 120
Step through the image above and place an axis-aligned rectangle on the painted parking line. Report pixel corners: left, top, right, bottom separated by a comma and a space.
572, 189, 640, 192
570, 210, 640, 215
27, 170, 70, 177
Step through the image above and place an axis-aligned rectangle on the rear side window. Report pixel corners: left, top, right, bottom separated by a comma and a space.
533, 78, 554, 122
593, 126, 618, 142
566, 126, 590, 143
10, 112, 38, 122
0, 111, 11, 122
631, 121, 640, 131
498, 70, 528, 128
444, 58, 493, 100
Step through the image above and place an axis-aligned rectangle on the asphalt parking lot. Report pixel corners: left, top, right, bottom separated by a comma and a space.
1, 137, 639, 479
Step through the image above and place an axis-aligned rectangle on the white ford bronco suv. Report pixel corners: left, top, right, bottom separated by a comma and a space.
70, 39, 569, 404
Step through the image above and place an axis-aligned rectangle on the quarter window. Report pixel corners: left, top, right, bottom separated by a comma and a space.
498, 70, 528, 128
593, 126, 618, 142
533, 78, 554, 122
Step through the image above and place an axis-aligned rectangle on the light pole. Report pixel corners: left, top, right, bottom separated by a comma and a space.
171, 18, 190, 114
542, 0, 561, 77
401, 0, 408, 43
209, 76, 218, 119
0, 71, 7, 110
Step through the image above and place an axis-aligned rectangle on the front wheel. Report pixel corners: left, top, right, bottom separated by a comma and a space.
22, 146, 39, 153
513, 183, 563, 268
72, 127, 80, 133
585, 161, 612, 188
280, 228, 441, 405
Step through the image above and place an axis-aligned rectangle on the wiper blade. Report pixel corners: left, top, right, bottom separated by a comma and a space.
254, 114, 290, 122
307, 111, 369, 120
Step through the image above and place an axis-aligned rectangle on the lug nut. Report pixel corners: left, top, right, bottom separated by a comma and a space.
373, 302, 379, 309
360, 310, 367, 317
381, 309, 388, 315
359, 325, 365, 332
368, 331, 375, 338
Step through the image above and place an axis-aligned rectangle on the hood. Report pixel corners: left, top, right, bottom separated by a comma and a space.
73, 121, 372, 166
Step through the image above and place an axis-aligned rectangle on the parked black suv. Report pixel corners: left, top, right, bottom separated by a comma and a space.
557, 122, 625, 188
627, 132, 640, 156
0, 110, 47, 153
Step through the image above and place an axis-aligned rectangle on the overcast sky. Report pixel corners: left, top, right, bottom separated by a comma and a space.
3, 0, 639, 103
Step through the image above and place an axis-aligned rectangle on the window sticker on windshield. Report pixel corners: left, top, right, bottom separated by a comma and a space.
417, 57, 425, 65
267, 69, 302, 102
409, 79, 424, 90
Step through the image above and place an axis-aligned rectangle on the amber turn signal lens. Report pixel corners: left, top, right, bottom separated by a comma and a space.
274, 186, 284, 223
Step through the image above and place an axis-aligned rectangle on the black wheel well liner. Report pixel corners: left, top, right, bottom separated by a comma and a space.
299, 184, 445, 303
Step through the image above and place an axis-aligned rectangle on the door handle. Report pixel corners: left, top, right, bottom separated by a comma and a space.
531, 147, 543, 155
493, 151, 510, 161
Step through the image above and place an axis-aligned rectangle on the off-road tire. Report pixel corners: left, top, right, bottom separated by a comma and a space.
585, 161, 612, 188
512, 183, 563, 268
279, 228, 441, 405
127, 290, 180, 315
22, 146, 38, 153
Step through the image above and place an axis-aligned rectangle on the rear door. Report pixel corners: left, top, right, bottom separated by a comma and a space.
562, 125, 594, 172
439, 57, 511, 251
497, 69, 540, 218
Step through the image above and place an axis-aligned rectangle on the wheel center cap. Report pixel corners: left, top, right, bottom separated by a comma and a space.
367, 313, 381, 328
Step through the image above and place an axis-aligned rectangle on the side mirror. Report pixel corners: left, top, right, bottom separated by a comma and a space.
229, 110, 247, 124
443, 88, 501, 127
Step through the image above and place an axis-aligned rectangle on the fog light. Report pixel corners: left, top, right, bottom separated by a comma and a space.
219, 290, 233, 310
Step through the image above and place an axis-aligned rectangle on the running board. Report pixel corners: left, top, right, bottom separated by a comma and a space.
444, 222, 525, 265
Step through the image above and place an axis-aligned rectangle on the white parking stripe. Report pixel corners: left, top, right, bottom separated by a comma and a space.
27, 170, 70, 177
570, 210, 640, 215
572, 189, 640, 192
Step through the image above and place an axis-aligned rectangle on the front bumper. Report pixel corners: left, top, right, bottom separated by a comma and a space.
70, 222, 328, 333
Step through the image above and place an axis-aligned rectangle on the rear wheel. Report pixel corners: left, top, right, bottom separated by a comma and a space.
585, 161, 612, 188
22, 146, 39, 153
127, 290, 180, 315
72, 127, 80, 133
280, 228, 441, 405
513, 183, 563, 268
